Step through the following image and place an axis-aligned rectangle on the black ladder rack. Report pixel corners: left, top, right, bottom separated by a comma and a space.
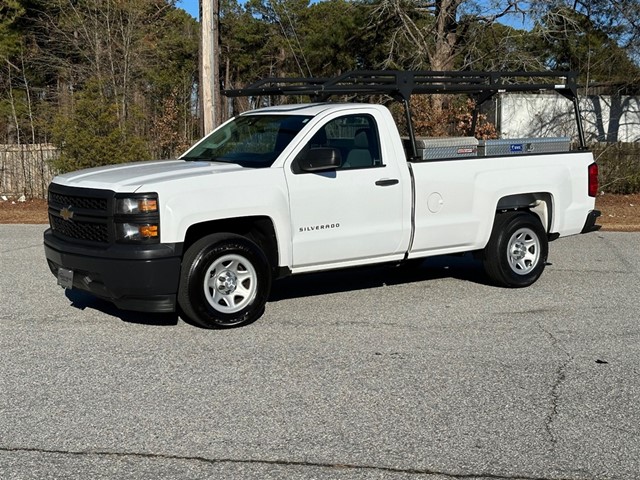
223, 70, 587, 152
223, 70, 579, 100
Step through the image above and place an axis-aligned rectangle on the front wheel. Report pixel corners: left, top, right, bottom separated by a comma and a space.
178, 234, 271, 328
483, 211, 548, 288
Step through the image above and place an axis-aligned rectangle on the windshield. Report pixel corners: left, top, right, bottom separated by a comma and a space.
181, 114, 312, 167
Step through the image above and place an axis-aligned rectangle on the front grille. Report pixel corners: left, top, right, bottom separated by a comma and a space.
48, 185, 113, 244
50, 215, 110, 243
49, 192, 108, 212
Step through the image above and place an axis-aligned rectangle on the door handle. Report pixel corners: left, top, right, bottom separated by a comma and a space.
375, 178, 399, 186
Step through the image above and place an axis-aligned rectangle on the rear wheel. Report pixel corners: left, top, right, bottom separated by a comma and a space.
483, 211, 548, 288
178, 233, 271, 328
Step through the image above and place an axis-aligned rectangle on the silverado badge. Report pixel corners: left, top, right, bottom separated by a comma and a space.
60, 206, 74, 221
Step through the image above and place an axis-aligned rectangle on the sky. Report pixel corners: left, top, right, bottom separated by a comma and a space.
176, 0, 532, 29
176, 0, 199, 19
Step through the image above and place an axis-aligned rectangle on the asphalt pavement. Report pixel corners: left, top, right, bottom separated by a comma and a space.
1, 225, 639, 479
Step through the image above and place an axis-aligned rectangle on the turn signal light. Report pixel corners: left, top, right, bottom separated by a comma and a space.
139, 225, 159, 238
139, 198, 158, 213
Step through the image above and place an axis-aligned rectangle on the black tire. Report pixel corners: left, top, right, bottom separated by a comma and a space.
483, 211, 548, 288
178, 233, 271, 328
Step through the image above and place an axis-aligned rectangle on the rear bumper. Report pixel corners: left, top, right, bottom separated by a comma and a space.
44, 229, 182, 313
581, 209, 602, 234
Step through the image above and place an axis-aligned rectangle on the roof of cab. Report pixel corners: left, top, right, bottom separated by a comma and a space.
239, 103, 383, 117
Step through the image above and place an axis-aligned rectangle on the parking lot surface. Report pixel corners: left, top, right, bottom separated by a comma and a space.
1, 225, 639, 479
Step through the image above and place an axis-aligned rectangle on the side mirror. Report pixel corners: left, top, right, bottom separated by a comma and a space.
298, 147, 342, 172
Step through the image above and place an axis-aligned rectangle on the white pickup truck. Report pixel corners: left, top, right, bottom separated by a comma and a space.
44, 71, 601, 328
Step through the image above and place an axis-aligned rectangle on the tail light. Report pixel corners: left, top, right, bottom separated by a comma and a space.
588, 162, 598, 197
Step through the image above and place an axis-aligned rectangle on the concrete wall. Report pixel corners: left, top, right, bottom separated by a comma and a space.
496, 93, 640, 143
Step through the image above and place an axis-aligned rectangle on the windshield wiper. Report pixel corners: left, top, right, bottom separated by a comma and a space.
181, 155, 224, 162
181, 156, 249, 167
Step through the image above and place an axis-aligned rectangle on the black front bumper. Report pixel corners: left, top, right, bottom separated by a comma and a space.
44, 229, 183, 313
581, 209, 602, 234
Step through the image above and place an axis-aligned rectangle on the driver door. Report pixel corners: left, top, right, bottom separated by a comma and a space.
285, 112, 406, 270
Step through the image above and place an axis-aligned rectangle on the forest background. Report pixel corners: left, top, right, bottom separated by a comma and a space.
1, 0, 640, 195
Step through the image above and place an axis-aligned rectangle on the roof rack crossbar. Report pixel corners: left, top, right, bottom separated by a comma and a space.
223, 70, 578, 102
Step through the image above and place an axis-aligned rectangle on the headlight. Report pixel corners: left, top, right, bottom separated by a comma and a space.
116, 223, 159, 242
116, 196, 158, 214
115, 193, 160, 243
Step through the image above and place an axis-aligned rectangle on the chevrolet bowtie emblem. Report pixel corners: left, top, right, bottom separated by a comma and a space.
60, 206, 74, 221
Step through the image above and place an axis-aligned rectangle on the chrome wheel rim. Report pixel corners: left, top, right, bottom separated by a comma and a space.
507, 227, 541, 275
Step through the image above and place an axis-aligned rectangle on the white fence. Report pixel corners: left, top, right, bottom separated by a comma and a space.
0, 144, 58, 198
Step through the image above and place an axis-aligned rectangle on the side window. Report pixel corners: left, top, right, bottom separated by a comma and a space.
305, 114, 383, 170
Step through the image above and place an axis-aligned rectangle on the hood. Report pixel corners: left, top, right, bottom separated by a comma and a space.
52, 160, 246, 192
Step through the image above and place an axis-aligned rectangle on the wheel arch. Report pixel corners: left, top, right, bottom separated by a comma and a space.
183, 216, 280, 274
496, 192, 553, 232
